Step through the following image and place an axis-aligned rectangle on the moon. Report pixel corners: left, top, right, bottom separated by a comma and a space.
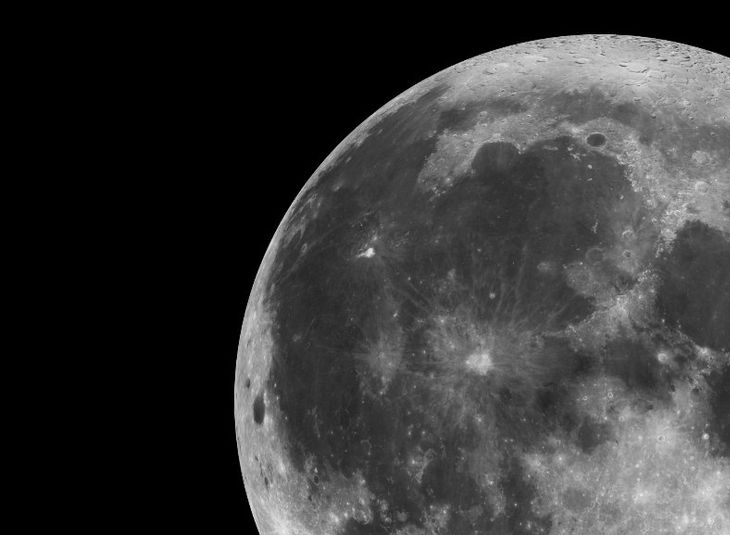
235, 35, 730, 534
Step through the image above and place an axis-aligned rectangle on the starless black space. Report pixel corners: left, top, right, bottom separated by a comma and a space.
181, 23, 730, 533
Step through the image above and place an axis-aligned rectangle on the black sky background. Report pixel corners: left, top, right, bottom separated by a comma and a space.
173, 17, 730, 532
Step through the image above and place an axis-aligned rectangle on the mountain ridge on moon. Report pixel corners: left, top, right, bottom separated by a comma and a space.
235, 35, 730, 535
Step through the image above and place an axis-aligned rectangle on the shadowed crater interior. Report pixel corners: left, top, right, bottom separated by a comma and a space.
253, 392, 265, 425
586, 132, 607, 147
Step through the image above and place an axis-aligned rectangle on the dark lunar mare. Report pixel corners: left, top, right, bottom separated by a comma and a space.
546, 87, 730, 164
655, 220, 730, 456
707, 365, 730, 456
259, 87, 728, 533
656, 221, 730, 353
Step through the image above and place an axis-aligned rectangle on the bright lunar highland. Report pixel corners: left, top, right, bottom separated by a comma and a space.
235, 35, 730, 535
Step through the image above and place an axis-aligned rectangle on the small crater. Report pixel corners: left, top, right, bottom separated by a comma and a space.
585, 247, 604, 264
694, 181, 709, 194
253, 392, 265, 425
245, 378, 251, 389
612, 272, 635, 293
586, 133, 607, 147
537, 260, 557, 274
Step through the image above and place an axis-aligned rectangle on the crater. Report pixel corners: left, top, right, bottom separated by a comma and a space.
253, 392, 265, 425
585, 247, 604, 264
586, 133, 607, 147
465, 350, 494, 375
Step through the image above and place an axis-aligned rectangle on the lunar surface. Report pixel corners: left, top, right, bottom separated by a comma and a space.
235, 35, 730, 534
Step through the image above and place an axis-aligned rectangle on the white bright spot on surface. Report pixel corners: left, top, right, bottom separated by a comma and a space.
465, 350, 494, 375
358, 247, 376, 258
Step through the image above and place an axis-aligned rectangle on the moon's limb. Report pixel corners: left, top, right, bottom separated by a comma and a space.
236, 35, 730, 534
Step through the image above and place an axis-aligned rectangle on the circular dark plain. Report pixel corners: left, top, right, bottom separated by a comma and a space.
586, 132, 607, 147
235, 35, 730, 535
